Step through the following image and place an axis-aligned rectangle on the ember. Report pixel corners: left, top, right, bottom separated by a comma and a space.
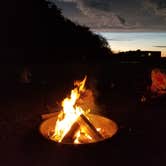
40, 76, 118, 144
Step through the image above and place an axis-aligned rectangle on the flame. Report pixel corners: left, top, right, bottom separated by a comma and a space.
51, 76, 92, 143
74, 127, 93, 144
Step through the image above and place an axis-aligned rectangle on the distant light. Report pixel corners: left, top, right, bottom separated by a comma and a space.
148, 52, 151, 56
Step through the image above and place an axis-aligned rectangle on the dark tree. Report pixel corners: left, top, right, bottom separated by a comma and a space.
1, 0, 112, 63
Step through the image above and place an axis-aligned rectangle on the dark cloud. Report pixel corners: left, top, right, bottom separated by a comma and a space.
50, 0, 126, 28
49, 0, 166, 30
154, 46, 166, 48
143, 0, 166, 17
81, 0, 112, 11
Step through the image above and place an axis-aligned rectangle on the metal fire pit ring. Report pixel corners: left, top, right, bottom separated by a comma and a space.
39, 112, 118, 144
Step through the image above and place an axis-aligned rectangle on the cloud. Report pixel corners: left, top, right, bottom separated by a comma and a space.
154, 46, 166, 48
49, 0, 166, 30
75, 1, 125, 28
54, 0, 76, 2
143, 0, 166, 17
79, 0, 112, 11
50, 0, 127, 28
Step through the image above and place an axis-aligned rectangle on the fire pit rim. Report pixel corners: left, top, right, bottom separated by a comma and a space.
39, 112, 118, 145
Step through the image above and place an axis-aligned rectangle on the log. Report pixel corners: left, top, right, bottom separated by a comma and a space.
77, 114, 103, 140
41, 112, 104, 142
62, 114, 103, 143
61, 122, 80, 143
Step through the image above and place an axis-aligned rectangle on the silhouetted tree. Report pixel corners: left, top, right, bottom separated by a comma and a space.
2, 0, 112, 64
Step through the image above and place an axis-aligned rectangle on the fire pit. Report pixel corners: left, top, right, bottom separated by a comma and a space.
39, 76, 118, 144
40, 113, 118, 144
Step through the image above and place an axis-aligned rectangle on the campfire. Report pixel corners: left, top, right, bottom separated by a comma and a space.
40, 76, 118, 144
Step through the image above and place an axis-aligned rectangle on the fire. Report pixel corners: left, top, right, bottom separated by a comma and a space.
51, 76, 93, 143
40, 76, 118, 144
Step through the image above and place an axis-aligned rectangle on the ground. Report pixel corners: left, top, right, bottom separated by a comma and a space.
0, 63, 166, 166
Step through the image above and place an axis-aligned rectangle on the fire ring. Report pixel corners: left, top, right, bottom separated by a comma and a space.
39, 112, 118, 144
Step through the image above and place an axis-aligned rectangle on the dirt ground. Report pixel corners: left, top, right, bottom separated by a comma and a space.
0, 64, 166, 166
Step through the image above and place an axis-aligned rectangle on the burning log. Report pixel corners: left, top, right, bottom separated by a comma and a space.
78, 114, 103, 140
62, 114, 103, 143
61, 122, 80, 143
42, 112, 103, 143
40, 113, 118, 144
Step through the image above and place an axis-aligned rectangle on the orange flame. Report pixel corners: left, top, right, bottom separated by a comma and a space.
51, 76, 91, 143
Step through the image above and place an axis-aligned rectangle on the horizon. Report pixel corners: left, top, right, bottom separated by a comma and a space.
51, 0, 166, 57
96, 31, 166, 57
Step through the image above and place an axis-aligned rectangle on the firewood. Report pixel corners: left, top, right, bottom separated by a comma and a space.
61, 122, 80, 143
77, 114, 103, 141
41, 112, 104, 143
62, 114, 103, 143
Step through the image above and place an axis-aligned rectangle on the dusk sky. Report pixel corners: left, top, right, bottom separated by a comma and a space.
50, 0, 166, 31
48, 0, 166, 56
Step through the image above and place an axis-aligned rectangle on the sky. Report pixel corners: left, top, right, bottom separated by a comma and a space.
99, 32, 166, 56
48, 0, 166, 56
49, 0, 166, 31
